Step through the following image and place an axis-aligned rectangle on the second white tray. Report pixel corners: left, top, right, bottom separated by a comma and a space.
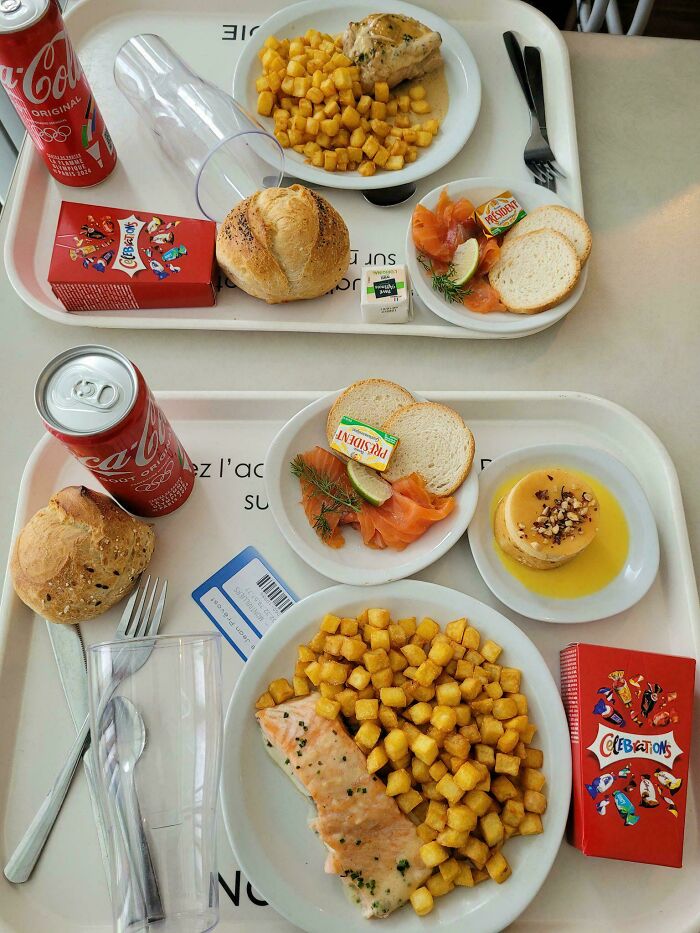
4, 0, 583, 338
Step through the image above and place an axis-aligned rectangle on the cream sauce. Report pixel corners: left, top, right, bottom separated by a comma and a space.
396, 64, 450, 125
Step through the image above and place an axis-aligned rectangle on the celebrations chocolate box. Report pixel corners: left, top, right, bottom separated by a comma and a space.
560, 643, 695, 868
49, 201, 217, 311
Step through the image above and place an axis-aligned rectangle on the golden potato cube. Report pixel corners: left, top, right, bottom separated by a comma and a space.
522, 768, 546, 792
316, 696, 340, 719
417, 821, 438, 842
455, 660, 474, 680
480, 811, 504, 848
422, 118, 440, 134
415, 617, 439, 641
460, 677, 482, 701
363, 648, 389, 673
447, 804, 477, 833
397, 788, 423, 814
455, 705, 472, 727
298, 645, 316, 663
386, 769, 411, 797
340, 105, 360, 130
426, 873, 454, 897
306, 85, 324, 104
429, 760, 448, 782
323, 634, 343, 657
454, 864, 474, 887
408, 84, 426, 100
519, 813, 543, 835
425, 799, 448, 830
402, 721, 421, 742
366, 745, 389, 773
419, 841, 449, 868
341, 637, 365, 663
497, 729, 520, 753
486, 851, 511, 884
411, 100, 431, 115
288, 39, 305, 56
454, 761, 480, 792
361, 133, 380, 158
435, 773, 463, 806
414, 129, 431, 147
355, 698, 378, 721
521, 722, 538, 744
502, 798, 525, 827
332, 66, 352, 90
410, 757, 430, 784
293, 76, 312, 97
336, 688, 357, 717
463, 789, 491, 817
410, 887, 434, 916
364, 608, 388, 629
286, 59, 306, 78
320, 660, 347, 684
402, 644, 427, 667
255, 691, 274, 710
509, 693, 528, 716
319, 682, 343, 699
379, 705, 399, 731
319, 613, 340, 633
379, 686, 406, 708
338, 618, 358, 637
492, 698, 518, 721
415, 660, 441, 687
491, 775, 518, 803
319, 76, 335, 97
524, 747, 544, 769
412, 684, 436, 702
338, 87, 355, 107
411, 733, 439, 765
462, 836, 489, 870
405, 701, 430, 726
268, 678, 294, 704
386, 98, 398, 116
439, 857, 460, 884
471, 697, 493, 716
370, 629, 390, 652
437, 827, 469, 848
257, 91, 275, 116
495, 753, 521, 777
473, 744, 495, 770
480, 716, 505, 746
442, 618, 464, 642
373, 80, 390, 102
443, 734, 469, 760
382, 727, 407, 761
500, 667, 521, 693
347, 666, 370, 691
372, 668, 393, 689
280, 75, 295, 95
484, 682, 503, 701
355, 721, 381, 750
371, 145, 388, 167
398, 94, 411, 112
263, 35, 280, 50
480, 640, 502, 663
524, 789, 547, 814
344, 145, 362, 163
304, 660, 322, 686
426, 640, 452, 666
256, 75, 270, 93
292, 675, 310, 697
461, 626, 480, 650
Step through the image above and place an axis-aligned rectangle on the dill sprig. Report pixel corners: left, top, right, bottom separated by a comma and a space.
417, 254, 471, 304
291, 455, 361, 541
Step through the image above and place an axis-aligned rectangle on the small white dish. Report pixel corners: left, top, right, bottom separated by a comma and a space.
222, 580, 571, 933
265, 390, 478, 585
405, 177, 589, 335
233, 0, 481, 191
468, 444, 659, 623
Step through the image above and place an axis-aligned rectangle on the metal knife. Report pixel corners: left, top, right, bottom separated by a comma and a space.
45, 621, 113, 897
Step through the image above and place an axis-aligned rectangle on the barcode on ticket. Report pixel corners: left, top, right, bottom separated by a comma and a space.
192, 547, 298, 661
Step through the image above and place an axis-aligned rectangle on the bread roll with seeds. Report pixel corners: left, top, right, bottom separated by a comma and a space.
382, 402, 474, 495
216, 185, 349, 303
11, 486, 154, 624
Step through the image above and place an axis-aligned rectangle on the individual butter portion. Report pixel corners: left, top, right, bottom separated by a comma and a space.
361, 265, 412, 324
474, 191, 527, 238
330, 416, 398, 472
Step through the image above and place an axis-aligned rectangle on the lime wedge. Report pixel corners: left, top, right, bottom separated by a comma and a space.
452, 238, 480, 286
347, 461, 393, 507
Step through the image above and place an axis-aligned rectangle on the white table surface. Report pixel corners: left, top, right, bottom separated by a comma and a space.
0, 30, 698, 580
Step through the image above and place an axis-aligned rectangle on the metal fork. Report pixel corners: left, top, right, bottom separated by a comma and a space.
503, 32, 564, 191
4, 576, 167, 884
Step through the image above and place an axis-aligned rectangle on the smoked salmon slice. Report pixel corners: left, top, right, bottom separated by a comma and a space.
257, 694, 431, 918
293, 448, 358, 549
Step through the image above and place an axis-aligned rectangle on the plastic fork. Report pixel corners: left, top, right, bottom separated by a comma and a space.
4, 576, 167, 884
503, 32, 565, 191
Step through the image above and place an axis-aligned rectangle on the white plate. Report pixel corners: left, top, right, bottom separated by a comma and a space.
233, 0, 481, 190
265, 390, 479, 585
468, 444, 660, 623
222, 580, 571, 933
405, 177, 589, 335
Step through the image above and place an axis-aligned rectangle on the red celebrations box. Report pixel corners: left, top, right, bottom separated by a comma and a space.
560, 643, 695, 867
49, 201, 218, 311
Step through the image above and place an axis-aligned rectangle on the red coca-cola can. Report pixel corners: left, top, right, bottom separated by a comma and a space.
35, 346, 195, 516
0, 0, 116, 186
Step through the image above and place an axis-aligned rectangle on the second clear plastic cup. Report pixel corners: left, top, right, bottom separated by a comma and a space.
88, 633, 223, 933
114, 34, 284, 221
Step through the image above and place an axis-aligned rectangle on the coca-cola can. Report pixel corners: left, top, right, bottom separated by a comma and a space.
0, 0, 117, 186
35, 346, 195, 517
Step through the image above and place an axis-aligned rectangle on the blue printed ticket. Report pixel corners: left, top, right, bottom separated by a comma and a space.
192, 546, 297, 661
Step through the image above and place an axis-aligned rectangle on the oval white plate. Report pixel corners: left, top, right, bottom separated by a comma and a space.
233, 0, 481, 190
468, 444, 659, 623
265, 391, 478, 585
405, 177, 589, 335
222, 580, 571, 933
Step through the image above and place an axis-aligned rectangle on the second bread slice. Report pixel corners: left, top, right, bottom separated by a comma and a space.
488, 228, 580, 315
382, 402, 474, 496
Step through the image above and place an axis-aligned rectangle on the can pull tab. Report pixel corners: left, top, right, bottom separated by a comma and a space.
71, 378, 120, 410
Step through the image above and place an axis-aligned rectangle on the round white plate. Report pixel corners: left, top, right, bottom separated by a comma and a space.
222, 580, 570, 933
265, 391, 479, 585
405, 177, 589, 335
468, 444, 659, 623
233, 0, 481, 190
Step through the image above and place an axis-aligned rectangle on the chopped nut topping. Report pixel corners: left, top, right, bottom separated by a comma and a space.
531, 486, 597, 545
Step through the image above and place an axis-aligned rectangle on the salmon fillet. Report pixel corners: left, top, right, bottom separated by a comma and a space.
257, 694, 431, 918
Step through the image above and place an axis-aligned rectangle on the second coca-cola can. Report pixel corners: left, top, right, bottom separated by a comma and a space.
0, 0, 117, 186
35, 346, 195, 517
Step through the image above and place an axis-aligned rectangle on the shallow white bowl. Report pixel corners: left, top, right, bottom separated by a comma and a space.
233, 0, 481, 190
222, 580, 570, 933
468, 444, 660, 623
265, 391, 479, 585
405, 177, 589, 335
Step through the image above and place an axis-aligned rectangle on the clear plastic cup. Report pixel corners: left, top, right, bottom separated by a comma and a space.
88, 633, 223, 933
114, 34, 283, 221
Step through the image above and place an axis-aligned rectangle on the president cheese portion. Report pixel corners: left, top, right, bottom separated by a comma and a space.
257, 694, 430, 917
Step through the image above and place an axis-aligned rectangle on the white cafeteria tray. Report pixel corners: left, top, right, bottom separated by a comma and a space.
1, 390, 698, 933
4, 0, 583, 339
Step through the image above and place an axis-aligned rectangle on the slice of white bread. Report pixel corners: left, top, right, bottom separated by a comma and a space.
505, 204, 592, 264
488, 229, 580, 315
382, 402, 474, 496
326, 379, 415, 447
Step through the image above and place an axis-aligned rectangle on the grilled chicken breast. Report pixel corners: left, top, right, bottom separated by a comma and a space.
257, 694, 431, 918
343, 14, 443, 93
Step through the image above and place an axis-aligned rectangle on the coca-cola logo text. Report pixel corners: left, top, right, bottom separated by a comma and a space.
1, 30, 82, 104
78, 396, 173, 480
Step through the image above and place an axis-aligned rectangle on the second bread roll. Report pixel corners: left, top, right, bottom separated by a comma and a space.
216, 185, 350, 303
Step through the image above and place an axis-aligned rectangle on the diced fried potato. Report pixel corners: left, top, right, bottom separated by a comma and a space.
486, 850, 511, 884
370, 629, 390, 651
436, 827, 468, 848
481, 640, 503, 663
316, 696, 340, 719
435, 773, 463, 806
524, 789, 547, 814
386, 769, 411, 796
366, 745, 389, 773
410, 886, 434, 916
502, 798, 525, 827
411, 733, 439, 765
269, 678, 294, 704
384, 728, 409, 761
480, 716, 505, 746
355, 721, 381, 750
255, 691, 274, 710
524, 747, 544, 769
493, 698, 518, 720
454, 863, 474, 887
379, 704, 399, 730
431, 706, 457, 732
380, 686, 407, 708
397, 788, 423, 813
444, 733, 470, 759
463, 789, 491, 817
480, 811, 504, 847
420, 841, 449, 868
355, 698, 378, 721
497, 729, 520, 753
462, 836, 489, 870
417, 822, 438, 842
519, 813, 544, 835
320, 682, 343, 698
435, 683, 461, 708
363, 648, 389, 672
429, 759, 448, 782
522, 768, 546, 792
368, 608, 391, 629
495, 753, 521, 777
439, 857, 460, 884
293, 676, 310, 697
